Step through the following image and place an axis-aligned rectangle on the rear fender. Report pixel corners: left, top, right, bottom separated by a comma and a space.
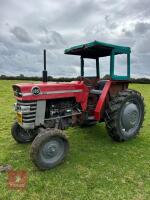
94, 81, 111, 120
94, 81, 129, 121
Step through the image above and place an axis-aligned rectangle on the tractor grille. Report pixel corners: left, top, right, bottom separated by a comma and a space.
17, 100, 37, 123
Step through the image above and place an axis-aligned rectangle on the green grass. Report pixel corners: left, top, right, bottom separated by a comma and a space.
0, 80, 150, 200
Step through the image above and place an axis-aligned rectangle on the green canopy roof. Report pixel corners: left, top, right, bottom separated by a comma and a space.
64, 40, 131, 58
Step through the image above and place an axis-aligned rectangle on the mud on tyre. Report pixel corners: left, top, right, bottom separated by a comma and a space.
30, 128, 69, 170
11, 122, 37, 143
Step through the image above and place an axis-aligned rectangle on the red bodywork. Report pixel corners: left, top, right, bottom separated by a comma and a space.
13, 80, 128, 121
95, 81, 111, 120
14, 81, 89, 111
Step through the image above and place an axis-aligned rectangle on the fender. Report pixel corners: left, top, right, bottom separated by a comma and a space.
94, 80, 111, 120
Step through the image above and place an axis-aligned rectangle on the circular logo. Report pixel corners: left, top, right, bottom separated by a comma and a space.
31, 86, 41, 95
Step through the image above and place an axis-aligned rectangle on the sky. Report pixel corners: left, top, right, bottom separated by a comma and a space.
0, 0, 150, 78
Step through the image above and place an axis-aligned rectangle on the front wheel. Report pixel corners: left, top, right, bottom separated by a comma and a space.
30, 129, 69, 170
105, 89, 145, 142
11, 122, 37, 143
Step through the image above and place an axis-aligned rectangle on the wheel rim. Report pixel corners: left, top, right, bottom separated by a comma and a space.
39, 137, 65, 164
120, 99, 142, 136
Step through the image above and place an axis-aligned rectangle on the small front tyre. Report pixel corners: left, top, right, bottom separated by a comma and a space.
30, 128, 69, 170
11, 122, 37, 143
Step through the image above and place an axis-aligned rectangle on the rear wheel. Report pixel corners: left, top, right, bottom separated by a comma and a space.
30, 128, 69, 170
105, 89, 145, 142
11, 122, 37, 143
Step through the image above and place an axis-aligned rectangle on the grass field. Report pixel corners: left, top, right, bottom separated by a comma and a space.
0, 80, 150, 200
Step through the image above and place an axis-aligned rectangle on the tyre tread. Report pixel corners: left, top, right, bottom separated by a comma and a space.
105, 89, 145, 142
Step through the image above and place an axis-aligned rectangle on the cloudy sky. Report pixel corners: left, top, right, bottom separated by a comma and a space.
0, 0, 150, 78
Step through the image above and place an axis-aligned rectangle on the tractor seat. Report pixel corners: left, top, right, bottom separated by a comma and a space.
90, 80, 108, 95
98, 80, 107, 90
90, 89, 102, 95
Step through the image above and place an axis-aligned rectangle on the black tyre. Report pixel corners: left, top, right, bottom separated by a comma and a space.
30, 129, 69, 170
105, 89, 145, 142
11, 122, 37, 143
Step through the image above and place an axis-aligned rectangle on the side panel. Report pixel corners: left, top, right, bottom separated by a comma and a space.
109, 82, 128, 96
110, 50, 131, 80
14, 81, 89, 111
35, 100, 46, 126
94, 81, 129, 121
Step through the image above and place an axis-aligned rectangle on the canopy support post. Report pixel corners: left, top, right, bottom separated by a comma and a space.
96, 57, 100, 78
81, 56, 84, 77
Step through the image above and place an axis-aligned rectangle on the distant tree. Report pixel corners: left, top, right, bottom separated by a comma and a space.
0, 75, 6, 79
19, 74, 24, 78
0, 74, 150, 84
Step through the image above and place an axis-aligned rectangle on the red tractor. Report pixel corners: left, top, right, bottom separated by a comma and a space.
11, 41, 145, 170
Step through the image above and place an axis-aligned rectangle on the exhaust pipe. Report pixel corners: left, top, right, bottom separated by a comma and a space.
42, 49, 48, 82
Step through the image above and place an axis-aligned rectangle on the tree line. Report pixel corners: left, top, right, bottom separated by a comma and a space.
0, 74, 150, 84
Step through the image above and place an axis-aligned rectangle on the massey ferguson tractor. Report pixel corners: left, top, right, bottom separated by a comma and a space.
11, 41, 145, 170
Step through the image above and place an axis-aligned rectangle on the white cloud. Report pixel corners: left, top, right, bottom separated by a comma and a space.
0, 0, 150, 77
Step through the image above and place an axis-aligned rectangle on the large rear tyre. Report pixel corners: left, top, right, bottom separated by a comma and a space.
11, 122, 37, 143
105, 89, 145, 142
30, 128, 69, 170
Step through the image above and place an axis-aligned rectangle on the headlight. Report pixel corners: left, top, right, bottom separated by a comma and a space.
20, 106, 30, 113
15, 104, 31, 113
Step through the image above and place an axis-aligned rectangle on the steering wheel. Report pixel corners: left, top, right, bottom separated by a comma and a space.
80, 77, 99, 88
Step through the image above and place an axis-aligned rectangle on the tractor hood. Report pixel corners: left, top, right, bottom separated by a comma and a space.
12, 81, 89, 102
